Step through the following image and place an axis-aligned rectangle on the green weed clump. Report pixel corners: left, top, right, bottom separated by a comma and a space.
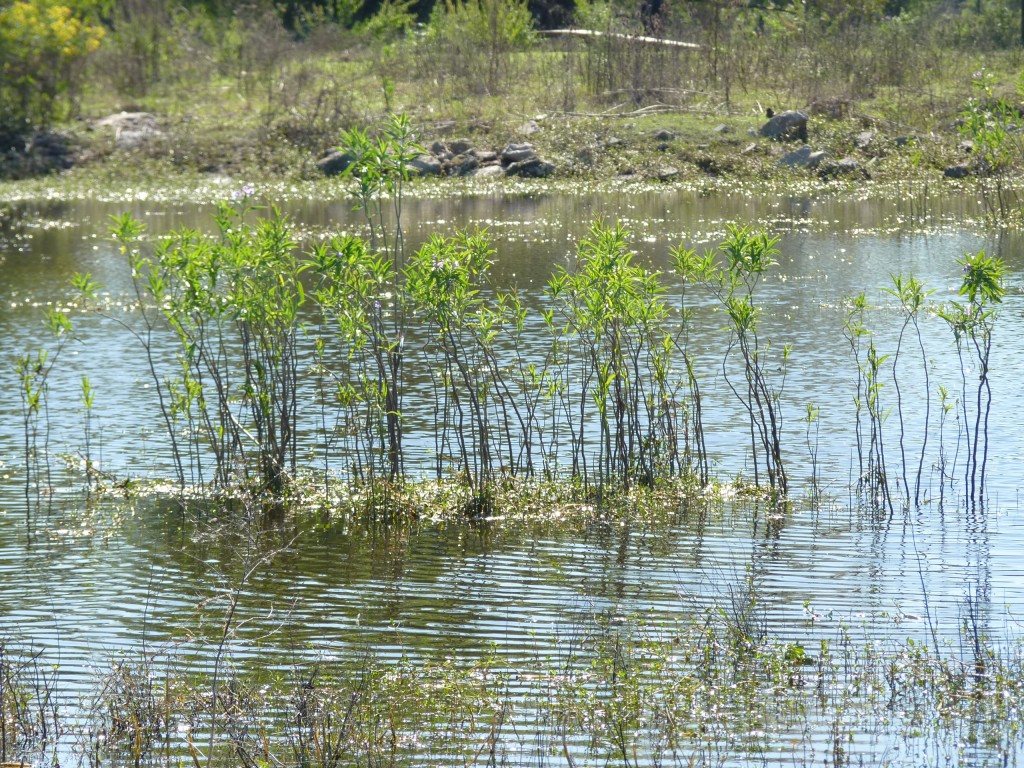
80, 195, 306, 496
69, 129, 730, 508
0, 640, 59, 764
55, 182, 1006, 520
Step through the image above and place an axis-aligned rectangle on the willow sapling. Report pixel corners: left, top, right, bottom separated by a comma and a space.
674, 225, 789, 495
549, 221, 675, 492
883, 273, 933, 508
937, 249, 1006, 510
15, 308, 73, 524
842, 293, 893, 516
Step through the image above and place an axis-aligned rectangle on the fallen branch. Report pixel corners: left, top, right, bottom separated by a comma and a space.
542, 28, 701, 50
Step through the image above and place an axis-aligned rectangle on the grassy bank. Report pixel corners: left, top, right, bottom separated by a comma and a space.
3, 0, 1024, 205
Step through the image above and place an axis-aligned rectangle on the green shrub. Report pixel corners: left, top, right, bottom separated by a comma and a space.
99, 196, 307, 495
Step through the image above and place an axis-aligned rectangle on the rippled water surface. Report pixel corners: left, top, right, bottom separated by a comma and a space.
1, 190, 1023, 767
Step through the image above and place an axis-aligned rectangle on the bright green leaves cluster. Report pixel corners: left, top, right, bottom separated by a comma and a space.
551, 221, 668, 334
674, 225, 788, 495
406, 231, 510, 499
104, 198, 307, 493
939, 249, 1006, 345
337, 113, 423, 266
406, 231, 494, 333
312, 231, 405, 482
884, 272, 930, 314
548, 221, 673, 490
958, 69, 1022, 175
311, 234, 393, 349
955, 248, 1006, 310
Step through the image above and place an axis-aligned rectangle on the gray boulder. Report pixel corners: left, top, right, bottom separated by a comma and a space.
944, 164, 970, 179
473, 164, 505, 178
836, 157, 862, 174
316, 150, 355, 176
759, 110, 808, 143
449, 138, 473, 155
779, 146, 828, 169
406, 154, 442, 176
854, 131, 875, 150
446, 152, 480, 177
505, 157, 555, 178
501, 143, 537, 165
96, 111, 162, 150
653, 129, 675, 141
818, 156, 867, 179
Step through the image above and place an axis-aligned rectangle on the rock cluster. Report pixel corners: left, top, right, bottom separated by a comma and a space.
95, 111, 163, 150
316, 139, 556, 180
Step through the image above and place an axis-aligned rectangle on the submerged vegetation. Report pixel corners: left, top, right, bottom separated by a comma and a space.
3, 522, 1024, 768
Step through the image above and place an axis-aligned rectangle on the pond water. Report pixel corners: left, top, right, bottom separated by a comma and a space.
1, 188, 1024, 767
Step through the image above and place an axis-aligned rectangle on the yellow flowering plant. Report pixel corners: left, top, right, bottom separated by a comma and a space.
0, 0, 105, 130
